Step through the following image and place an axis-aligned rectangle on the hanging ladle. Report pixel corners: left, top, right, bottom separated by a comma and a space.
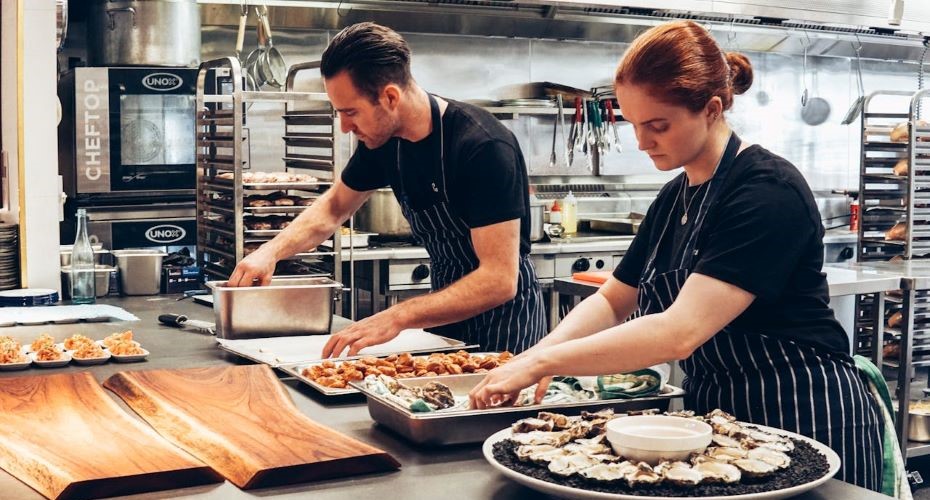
800, 40, 831, 126
841, 37, 866, 125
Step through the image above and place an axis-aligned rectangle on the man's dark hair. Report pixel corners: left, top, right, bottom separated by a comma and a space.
321, 22, 413, 103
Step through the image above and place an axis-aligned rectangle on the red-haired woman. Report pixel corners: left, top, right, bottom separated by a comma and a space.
470, 20, 882, 489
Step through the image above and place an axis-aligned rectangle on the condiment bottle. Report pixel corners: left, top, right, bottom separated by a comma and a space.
562, 191, 578, 235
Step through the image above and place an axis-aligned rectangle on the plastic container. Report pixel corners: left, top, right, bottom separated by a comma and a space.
562, 191, 578, 235
112, 249, 167, 296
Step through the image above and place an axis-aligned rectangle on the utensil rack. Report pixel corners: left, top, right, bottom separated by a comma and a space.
856, 89, 930, 460
194, 58, 350, 284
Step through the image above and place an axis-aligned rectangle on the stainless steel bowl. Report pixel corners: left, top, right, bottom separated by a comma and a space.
910, 410, 930, 442
112, 249, 167, 296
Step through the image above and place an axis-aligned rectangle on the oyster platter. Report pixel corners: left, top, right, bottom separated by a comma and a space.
484, 408, 841, 499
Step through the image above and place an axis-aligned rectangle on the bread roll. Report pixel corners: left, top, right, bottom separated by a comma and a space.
894, 158, 909, 176
888, 310, 904, 329
890, 120, 930, 143
885, 222, 907, 241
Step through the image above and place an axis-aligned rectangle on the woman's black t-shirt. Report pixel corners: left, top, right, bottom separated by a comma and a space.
613, 144, 849, 355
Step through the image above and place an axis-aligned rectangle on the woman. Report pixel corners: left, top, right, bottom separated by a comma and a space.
469, 20, 883, 490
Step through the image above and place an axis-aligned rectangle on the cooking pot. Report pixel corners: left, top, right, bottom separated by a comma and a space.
356, 189, 412, 237
529, 203, 545, 242
88, 0, 201, 67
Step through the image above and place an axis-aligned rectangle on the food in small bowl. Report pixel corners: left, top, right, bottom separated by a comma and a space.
30, 333, 55, 352
605, 415, 712, 465
63, 334, 94, 351
35, 344, 65, 362
101, 330, 134, 350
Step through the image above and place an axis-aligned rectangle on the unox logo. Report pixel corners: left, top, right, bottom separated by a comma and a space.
145, 225, 186, 244
142, 73, 183, 91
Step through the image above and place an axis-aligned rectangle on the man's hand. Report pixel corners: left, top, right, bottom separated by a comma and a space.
227, 247, 277, 287
321, 311, 405, 358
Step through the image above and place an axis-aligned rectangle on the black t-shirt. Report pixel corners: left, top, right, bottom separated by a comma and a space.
341, 98, 532, 255
613, 145, 849, 355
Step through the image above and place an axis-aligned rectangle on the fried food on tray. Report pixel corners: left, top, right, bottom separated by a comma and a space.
30, 333, 55, 352
302, 350, 514, 389
109, 340, 144, 356
73, 342, 106, 359
0, 341, 26, 364
102, 331, 134, 350
35, 345, 63, 361
63, 334, 94, 351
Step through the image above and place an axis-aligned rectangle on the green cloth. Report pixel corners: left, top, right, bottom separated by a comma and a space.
855, 354, 910, 499
597, 369, 662, 399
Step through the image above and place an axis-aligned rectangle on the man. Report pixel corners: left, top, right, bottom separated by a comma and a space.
228, 22, 546, 357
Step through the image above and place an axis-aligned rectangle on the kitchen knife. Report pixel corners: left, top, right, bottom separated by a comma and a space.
158, 314, 215, 335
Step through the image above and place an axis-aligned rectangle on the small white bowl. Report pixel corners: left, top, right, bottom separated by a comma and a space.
605, 415, 712, 465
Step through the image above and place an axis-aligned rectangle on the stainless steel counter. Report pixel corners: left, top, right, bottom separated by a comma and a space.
341, 235, 635, 261
0, 296, 888, 500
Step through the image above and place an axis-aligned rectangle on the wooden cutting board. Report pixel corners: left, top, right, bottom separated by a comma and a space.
0, 372, 219, 500
104, 364, 400, 489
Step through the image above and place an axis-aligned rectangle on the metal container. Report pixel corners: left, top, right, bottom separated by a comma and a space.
60, 265, 116, 298
529, 203, 545, 242
60, 249, 110, 267
910, 410, 930, 442
355, 188, 412, 237
88, 0, 201, 67
207, 277, 343, 340
351, 373, 684, 446
589, 213, 645, 235
112, 249, 167, 295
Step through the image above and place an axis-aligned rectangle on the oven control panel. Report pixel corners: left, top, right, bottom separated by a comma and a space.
387, 259, 432, 290
554, 253, 621, 278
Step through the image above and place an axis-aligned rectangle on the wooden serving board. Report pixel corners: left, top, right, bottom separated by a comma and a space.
0, 372, 219, 500
104, 364, 400, 489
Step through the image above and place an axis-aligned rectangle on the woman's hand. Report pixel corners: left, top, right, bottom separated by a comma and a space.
468, 352, 549, 409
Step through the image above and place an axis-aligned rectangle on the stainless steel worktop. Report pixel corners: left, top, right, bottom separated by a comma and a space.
0, 296, 887, 500
341, 235, 635, 261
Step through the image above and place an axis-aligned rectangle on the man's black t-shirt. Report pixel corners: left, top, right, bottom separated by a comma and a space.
341, 98, 532, 255
613, 144, 849, 355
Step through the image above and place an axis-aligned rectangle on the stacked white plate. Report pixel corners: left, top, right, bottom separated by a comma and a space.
0, 224, 19, 291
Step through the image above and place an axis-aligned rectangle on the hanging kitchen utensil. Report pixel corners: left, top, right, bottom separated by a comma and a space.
756, 53, 771, 107
842, 37, 866, 125
568, 97, 582, 166
800, 41, 831, 126
558, 94, 569, 166
245, 18, 267, 88
606, 100, 622, 153
235, 4, 258, 93
548, 99, 559, 168
258, 5, 287, 89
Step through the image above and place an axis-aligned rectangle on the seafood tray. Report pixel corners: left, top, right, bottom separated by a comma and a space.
351, 373, 684, 446
280, 351, 503, 396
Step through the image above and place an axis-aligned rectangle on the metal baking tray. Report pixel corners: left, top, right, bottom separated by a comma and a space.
351, 373, 685, 446
280, 351, 497, 396
322, 231, 377, 249
588, 213, 644, 235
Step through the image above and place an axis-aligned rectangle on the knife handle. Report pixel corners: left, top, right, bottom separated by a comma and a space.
158, 314, 188, 327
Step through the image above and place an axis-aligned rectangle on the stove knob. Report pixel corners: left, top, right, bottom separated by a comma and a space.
572, 258, 590, 272
594, 259, 605, 269
412, 264, 431, 281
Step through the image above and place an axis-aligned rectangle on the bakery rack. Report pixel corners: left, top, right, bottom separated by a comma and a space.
194, 58, 351, 283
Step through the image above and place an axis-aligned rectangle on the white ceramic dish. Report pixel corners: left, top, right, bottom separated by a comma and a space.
0, 358, 32, 371
71, 350, 111, 365
483, 422, 841, 500
110, 347, 149, 363
605, 415, 712, 464
28, 351, 71, 368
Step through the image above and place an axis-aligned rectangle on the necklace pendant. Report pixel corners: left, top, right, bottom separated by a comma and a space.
681, 213, 688, 225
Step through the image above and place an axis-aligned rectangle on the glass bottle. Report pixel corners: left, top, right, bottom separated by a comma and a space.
71, 208, 96, 304
562, 191, 578, 235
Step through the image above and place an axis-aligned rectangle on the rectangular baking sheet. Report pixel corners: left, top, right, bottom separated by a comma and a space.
216, 328, 470, 368
279, 351, 498, 396
350, 373, 685, 446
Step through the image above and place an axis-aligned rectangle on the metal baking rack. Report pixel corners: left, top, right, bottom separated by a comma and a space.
194, 58, 350, 284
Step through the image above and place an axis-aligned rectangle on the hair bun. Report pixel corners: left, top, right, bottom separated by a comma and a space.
725, 52, 754, 95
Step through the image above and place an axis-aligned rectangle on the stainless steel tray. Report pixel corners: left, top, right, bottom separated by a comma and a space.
588, 213, 644, 235
280, 351, 497, 396
351, 373, 685, 446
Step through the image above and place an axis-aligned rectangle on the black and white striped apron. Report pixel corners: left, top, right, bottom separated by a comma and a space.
393, 94, 547, 354
636, 132, 883, 491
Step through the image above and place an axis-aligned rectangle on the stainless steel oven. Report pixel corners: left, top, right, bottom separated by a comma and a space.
58, 67, 201, 199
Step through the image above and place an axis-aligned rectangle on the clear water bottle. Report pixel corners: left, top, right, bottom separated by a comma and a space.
70, 208, 96, 304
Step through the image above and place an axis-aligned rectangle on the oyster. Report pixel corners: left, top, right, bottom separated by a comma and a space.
732, 458, 779, 478
418, 382, 455, 409
512, 417, 554, 434
656, 461, 703, 487
625, 462, 663, 486
706, 409, 737, 423
538, 411, 573, 430
748, 447, 791, 469
564, 436, 612, 456
705, 446, 748, 463
581, 408, 615, 421
515, 444, 567, 464
548, 453, 603, 477
711, 434, 743, 449
579, 462, 629, 482
511, 430, 574, 447
713, 421, 745, 437
694, 460, 742, 484
757, 439, 795, 453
